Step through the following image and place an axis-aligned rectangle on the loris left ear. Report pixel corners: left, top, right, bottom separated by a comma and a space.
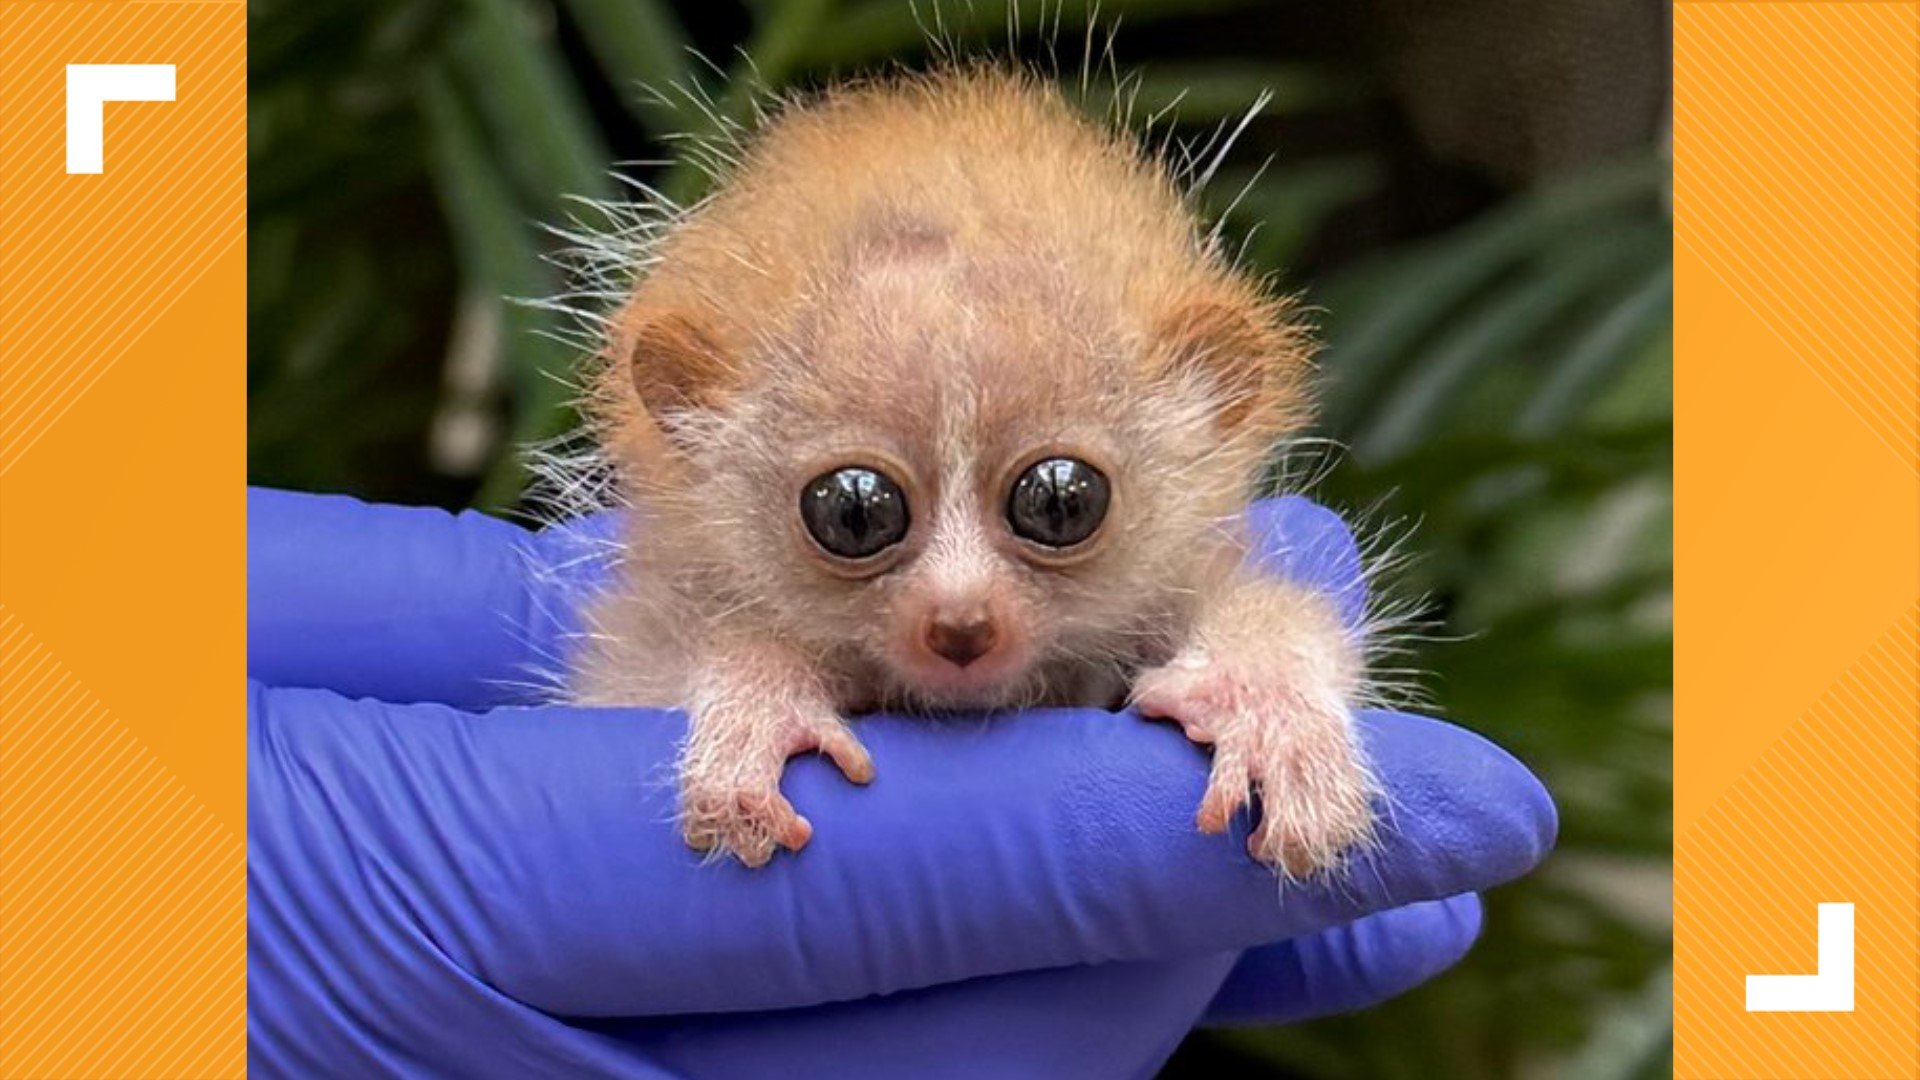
1147, 288, 1311, 437
621, 307, 738, 416
591, 300, 743, 472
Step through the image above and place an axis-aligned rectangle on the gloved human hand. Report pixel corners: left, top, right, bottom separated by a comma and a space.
247, 489, 1556, 1078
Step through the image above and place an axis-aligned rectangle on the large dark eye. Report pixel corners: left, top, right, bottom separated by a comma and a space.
1007, 457, 1110, 548
800, 467, 911, 559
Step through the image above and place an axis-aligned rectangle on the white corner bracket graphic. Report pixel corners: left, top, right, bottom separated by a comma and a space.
66, 64, 175, 174
1746, 903, 1854, 1012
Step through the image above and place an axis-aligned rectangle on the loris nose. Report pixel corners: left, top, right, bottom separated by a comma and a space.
925, 615, 998, 668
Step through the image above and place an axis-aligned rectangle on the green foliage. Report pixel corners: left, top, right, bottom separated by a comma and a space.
249, 2, 1672, 1076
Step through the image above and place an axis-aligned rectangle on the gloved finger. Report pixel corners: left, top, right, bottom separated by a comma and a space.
1201, 893, 1483, 1027
245, 487, 615, 709
245, 488, 1364, 709
582, 953, 1241, 1080
251, 681, 1554, 1019
256, 913, 1234, 1080
1243, 495, 1368, 630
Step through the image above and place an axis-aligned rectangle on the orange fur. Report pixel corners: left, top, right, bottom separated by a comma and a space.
569, 67, 1370, 874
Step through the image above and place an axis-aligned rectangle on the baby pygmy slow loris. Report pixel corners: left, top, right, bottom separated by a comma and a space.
569, 66, 1377, 876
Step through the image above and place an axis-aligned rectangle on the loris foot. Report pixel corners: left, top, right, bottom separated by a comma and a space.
1134, 649, 1376, 878
679, 701, 874, 867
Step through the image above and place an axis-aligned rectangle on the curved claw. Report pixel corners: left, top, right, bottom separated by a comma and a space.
681, 709, 874, 867
682, 786, 814, 866
810, 725, 876, 785
1195, 750, 1250, 834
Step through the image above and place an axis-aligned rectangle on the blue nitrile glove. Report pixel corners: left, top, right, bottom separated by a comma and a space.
247, 488, 1556, 1079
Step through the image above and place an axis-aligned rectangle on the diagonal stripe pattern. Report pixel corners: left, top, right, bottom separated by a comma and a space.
0, 607, 245, 1078
1675, 610, 1919, 1078
1673, 3, 1918, 477
0, 1, 247, 477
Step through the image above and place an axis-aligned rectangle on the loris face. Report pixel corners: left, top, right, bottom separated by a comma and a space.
638, 249, 1264, 711
789, 439, 1122, 706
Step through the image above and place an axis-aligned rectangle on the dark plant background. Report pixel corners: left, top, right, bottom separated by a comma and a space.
249, 2, 1673, 1076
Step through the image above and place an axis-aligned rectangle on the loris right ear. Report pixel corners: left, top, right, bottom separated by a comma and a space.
1146, 290, 1311, 439
621, 310, 738, 416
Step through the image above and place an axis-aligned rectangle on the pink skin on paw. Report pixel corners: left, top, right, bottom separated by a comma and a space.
1134, 655, 1374, 879
680, 705, 873, 867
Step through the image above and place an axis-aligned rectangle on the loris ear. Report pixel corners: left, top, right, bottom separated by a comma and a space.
620, 309, 738, 415
1147, 294, 1309, 436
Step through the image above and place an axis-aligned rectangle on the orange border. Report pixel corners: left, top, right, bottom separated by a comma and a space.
2, 3, 1915, 1077
0, 3, 246, 1076
1673, 3, 1918, 1076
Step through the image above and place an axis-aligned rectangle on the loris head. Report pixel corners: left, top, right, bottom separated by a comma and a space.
591, 70, 1313, 709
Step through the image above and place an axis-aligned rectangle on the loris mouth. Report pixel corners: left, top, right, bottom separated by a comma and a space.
900, 672, 1029, 711
880, 651, 1040, 713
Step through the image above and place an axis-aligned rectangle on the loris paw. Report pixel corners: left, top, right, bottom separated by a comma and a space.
679, 703, 874, 868
1134, 651, 1376, 879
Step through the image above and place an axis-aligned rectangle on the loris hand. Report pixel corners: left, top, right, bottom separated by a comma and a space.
248, 488, 1556, 1078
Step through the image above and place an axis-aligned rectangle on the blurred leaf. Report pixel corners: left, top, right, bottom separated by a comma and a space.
560, 0, 697, 132
658, 0, 836, 203
1322, 424, 1669, 504
454, 0, 617, 208
1559, 965, 1674, 1080
1085, 62, 1366, 126
793, 0, 1273, 69
1517, 265, 1674, 437
420, 67, 579, 507
1317, 157, 1668, 437
1352, 221, 1666, 462
745, 0, 840, 87
1206, 158, 1384, 269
